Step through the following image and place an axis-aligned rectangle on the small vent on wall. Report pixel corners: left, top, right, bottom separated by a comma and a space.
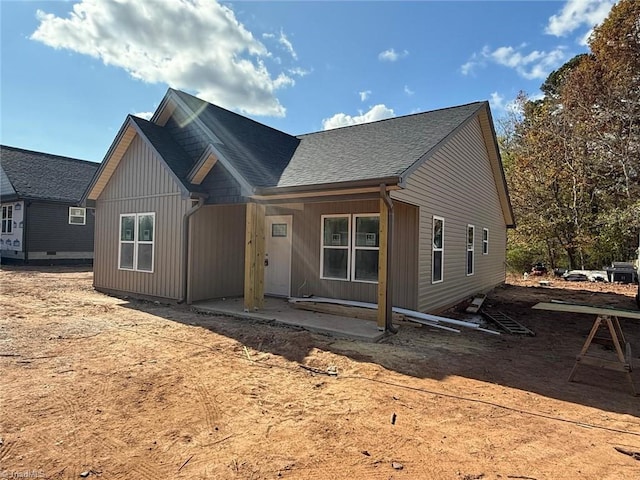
46, 251, 57, 256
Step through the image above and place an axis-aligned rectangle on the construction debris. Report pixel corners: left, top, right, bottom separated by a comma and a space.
482, 311, 535, 336
465, 294, 486, 313
289, 297, 500, 335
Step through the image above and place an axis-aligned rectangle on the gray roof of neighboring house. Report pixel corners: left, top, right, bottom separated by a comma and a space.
0, 145, 98, 203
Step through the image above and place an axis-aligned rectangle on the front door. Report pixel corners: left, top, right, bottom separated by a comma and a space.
265, 215, 292, 297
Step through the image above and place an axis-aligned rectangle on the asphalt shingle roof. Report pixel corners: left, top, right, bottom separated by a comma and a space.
171, 90, 484, 191
129, 115, 206, 194
173, 90, 301, 188
278, 102, 485, 188
0, 145, 98, 203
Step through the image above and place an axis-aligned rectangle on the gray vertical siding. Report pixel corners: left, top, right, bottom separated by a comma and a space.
289, 199, 418, 309
26, 202, 94, 254
94, 135, 188, 300
188, 204, 246, 302
391, 116, 508, 312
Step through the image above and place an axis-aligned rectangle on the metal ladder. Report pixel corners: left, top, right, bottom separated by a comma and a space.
482, 311, 535, 336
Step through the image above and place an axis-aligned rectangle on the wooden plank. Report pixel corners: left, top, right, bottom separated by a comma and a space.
465, 294, 486, 313
293, 301, 405, 323
576, 355, 631, 372
532, 302, 640, 320
377, 197, 389, 330
243, 203, 256, 311
254, 203, 266, 309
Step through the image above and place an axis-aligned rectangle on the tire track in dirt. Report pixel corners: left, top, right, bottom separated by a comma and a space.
130, 461, 165, 480
193, 382, 222, 434
0, 436, 17, 462
52, 392, 92, 479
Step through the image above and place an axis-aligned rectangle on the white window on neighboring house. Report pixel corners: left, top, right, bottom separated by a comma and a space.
1, 205, 13, 234
467, 224, 475, 276
69, 207, 86, 225
320, 215, 350, 280
483, 228, 489, 255
119, 212, 155, 273
352, 214, 380, 283
432, 216, 444, 283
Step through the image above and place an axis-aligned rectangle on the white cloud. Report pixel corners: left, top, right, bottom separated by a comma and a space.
546, 0, 614, 44
489, 92, 506, 112
133, 111, 153, 120
322, 104, 395, 130
461, 44, 568, 80
359, 90, 371, 102
378, 48, 408, 62
404, 85, 414, 96
31, 0, 293, 117
288, 67, 310, 77
278, 29, 297, 60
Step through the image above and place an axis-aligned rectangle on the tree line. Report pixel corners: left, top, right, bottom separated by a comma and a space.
501, 0, 639, 273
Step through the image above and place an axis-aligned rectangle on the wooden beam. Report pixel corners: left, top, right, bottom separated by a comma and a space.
244, 203, 256, 311
377, 197, 389, 330
254, 203, 266, 309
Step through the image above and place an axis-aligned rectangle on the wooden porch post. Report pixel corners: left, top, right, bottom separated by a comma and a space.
244, 203, 257, 311
254, 203, 266, 309
244, 202, 266, 311
377, 197, 389, 330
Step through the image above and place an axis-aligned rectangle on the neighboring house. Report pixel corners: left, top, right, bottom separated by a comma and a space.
84, 89, 515, 328
0, 145, 98, 264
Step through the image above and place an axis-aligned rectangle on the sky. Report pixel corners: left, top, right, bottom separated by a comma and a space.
0, 0, 617, 163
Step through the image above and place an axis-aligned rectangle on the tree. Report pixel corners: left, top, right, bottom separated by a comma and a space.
504, 0, 640, 270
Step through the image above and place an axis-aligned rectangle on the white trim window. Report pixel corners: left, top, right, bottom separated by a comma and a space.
320, 213, 380, 283
320, 215, 350, 280
119, 212, 155, 272
432, 216, 444, 283
482, 228, 489, 255
69, 207, 86, 225
352, 214, 380, 283
466, 224, 475, 276
1, 205, 13, 234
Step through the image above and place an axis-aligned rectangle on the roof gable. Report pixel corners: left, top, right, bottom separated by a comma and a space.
171, 90, 301, 189
0, 145, 98, 203
84, 116, 203, 202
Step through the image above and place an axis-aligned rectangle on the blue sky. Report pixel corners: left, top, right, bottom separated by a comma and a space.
1, 0, 616, 163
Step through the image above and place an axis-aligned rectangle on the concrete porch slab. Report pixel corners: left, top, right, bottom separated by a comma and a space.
192, 297, 385, 342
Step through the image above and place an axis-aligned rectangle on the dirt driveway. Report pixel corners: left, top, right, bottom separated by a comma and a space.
1, 267, 639, 479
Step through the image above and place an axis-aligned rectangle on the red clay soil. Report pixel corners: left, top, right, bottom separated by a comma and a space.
1, 267, 639, 479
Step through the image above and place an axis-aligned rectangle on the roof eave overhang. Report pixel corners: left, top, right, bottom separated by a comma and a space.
251, 176, 402, 200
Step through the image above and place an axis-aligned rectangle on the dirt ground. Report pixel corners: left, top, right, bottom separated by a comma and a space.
1, 267, 639, 480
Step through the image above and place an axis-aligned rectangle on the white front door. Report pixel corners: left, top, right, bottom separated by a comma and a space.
265, 215, 292, 297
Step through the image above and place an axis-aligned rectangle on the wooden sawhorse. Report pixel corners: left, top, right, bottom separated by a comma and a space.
533, 302, 639, 396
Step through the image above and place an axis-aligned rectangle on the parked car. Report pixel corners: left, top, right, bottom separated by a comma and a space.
531, 263, 548, 276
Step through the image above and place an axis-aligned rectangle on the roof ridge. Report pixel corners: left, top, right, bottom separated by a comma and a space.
298, 101, 487, 138
0, 144, 97, 165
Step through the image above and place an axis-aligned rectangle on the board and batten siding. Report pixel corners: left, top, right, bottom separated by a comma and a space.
94, 135, 189, 300
290, 199, 418, 309
188, 204, 246, 302
391, 116, 508, 312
